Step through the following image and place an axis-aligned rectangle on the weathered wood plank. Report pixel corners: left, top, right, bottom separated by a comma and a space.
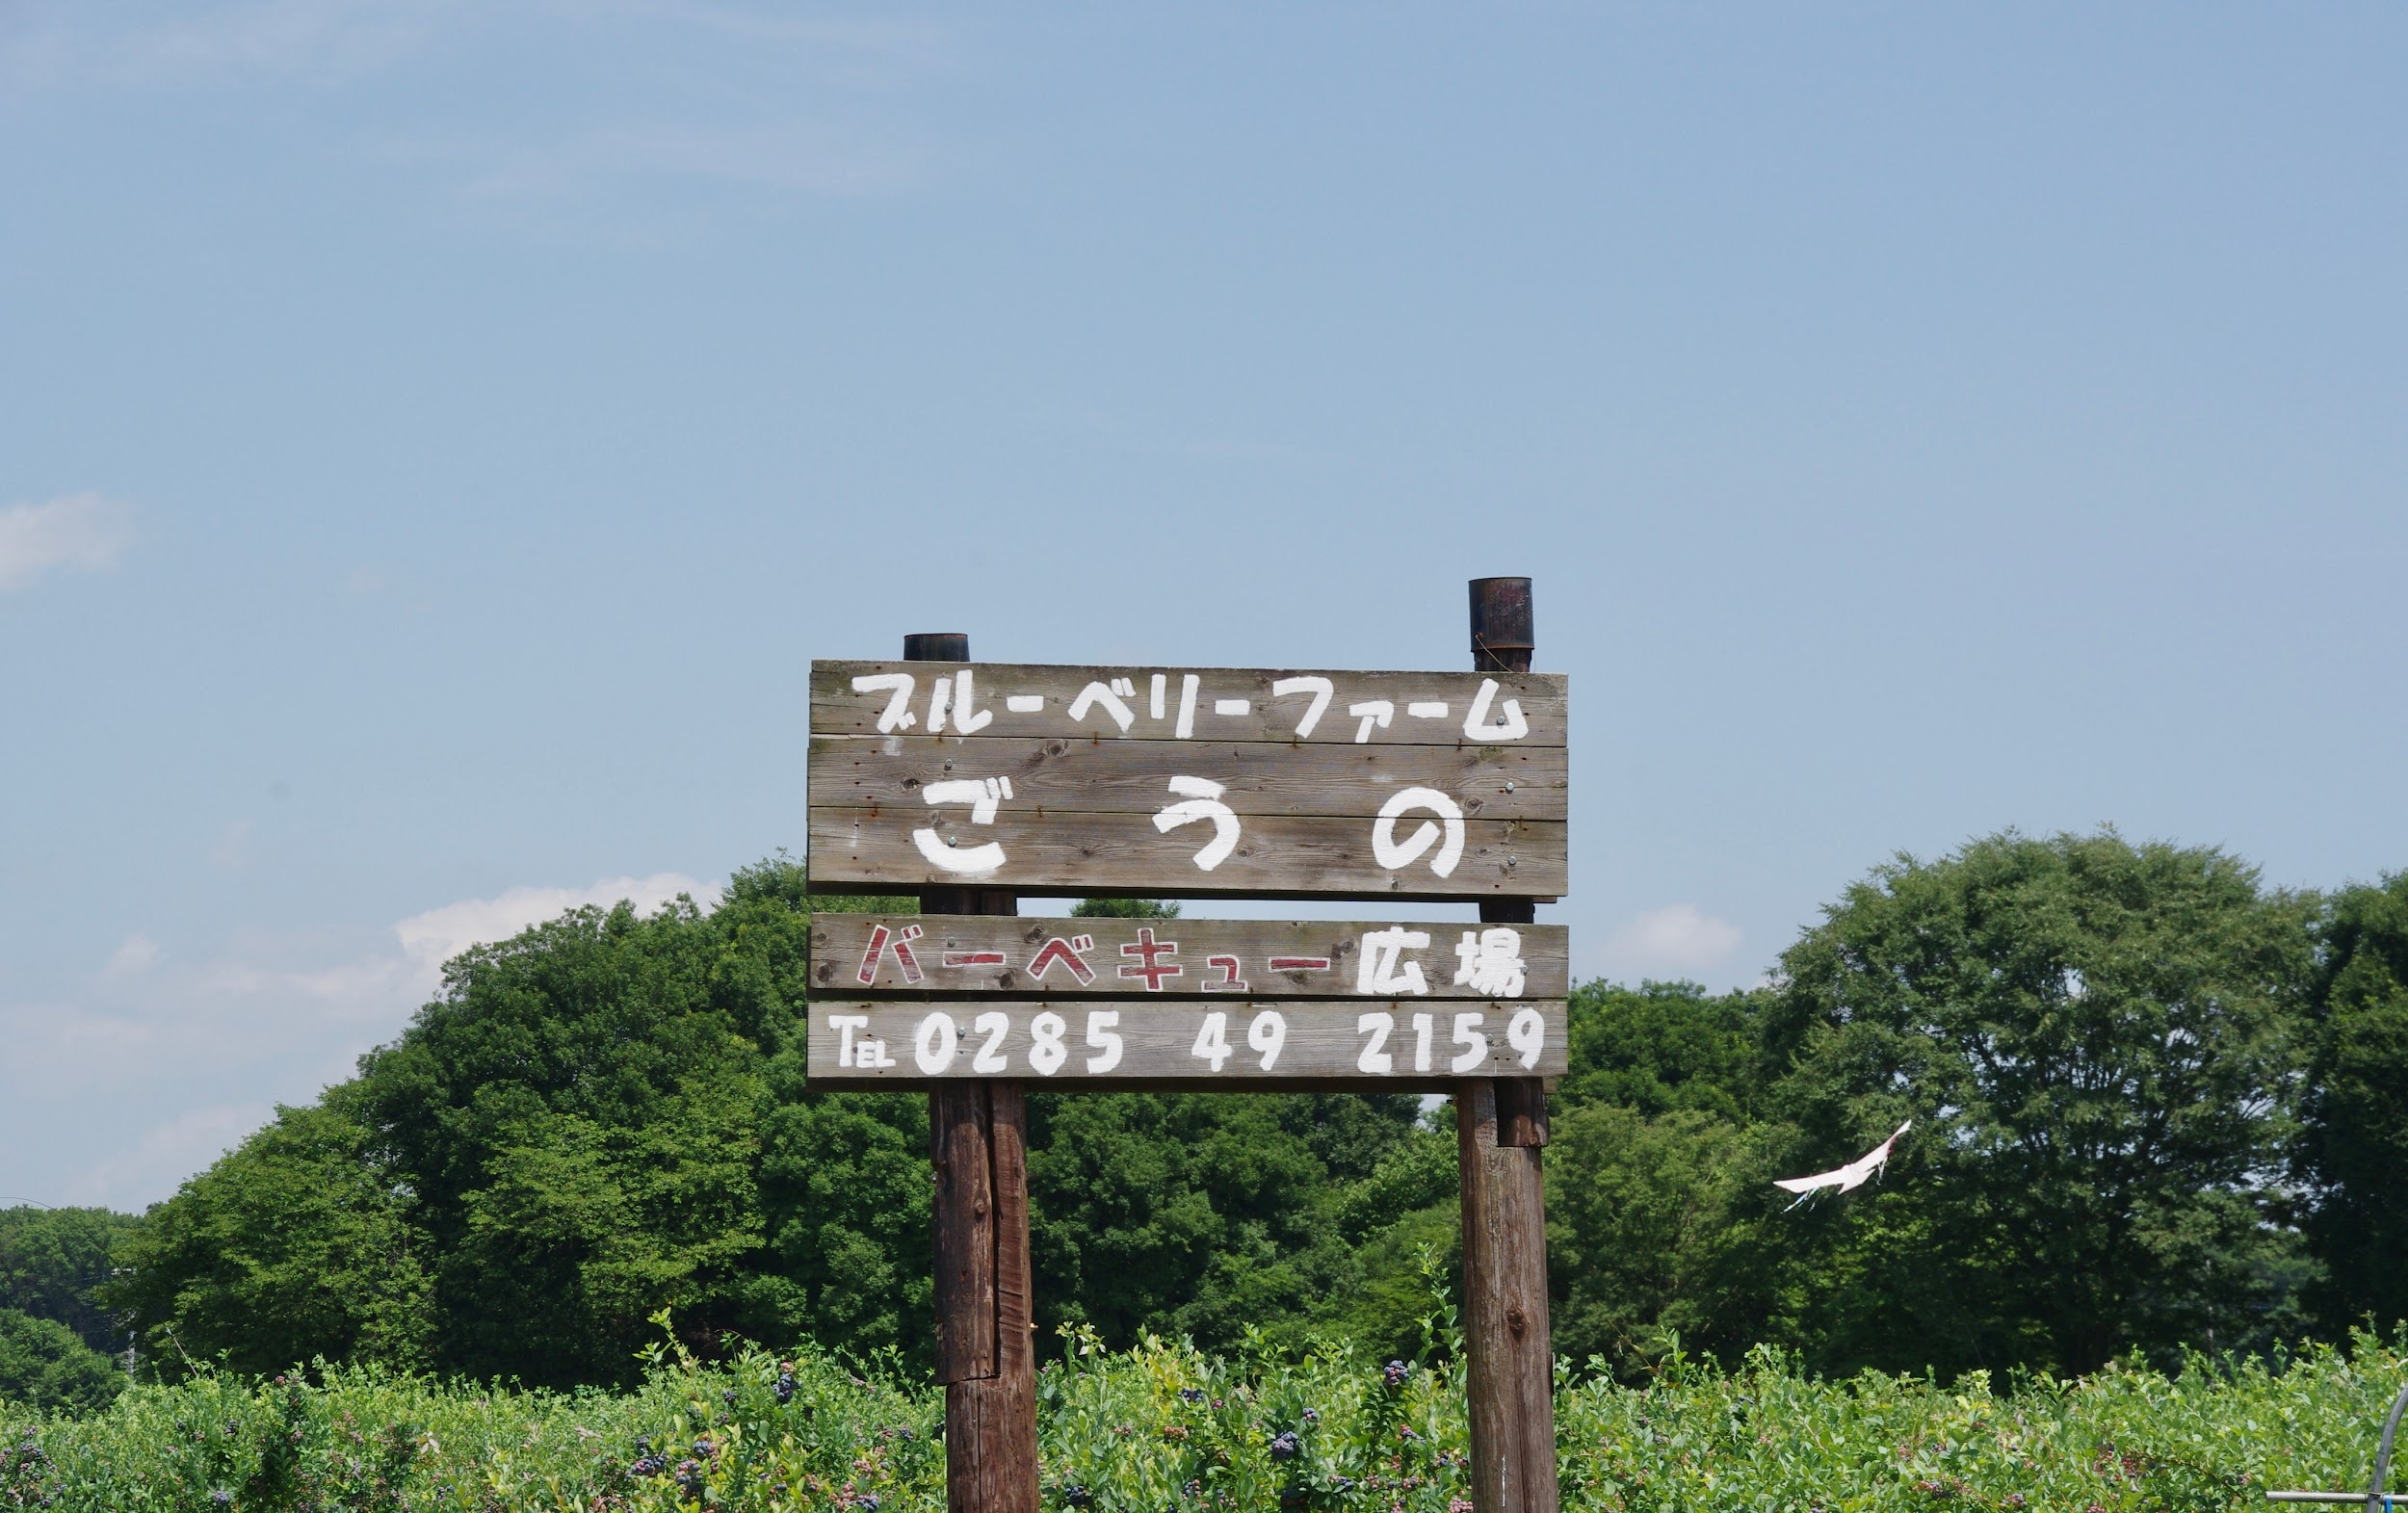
929, 1083, 997, 1383
1461, 576, 1561, 1513
905, 637, 1039, 1513
813, 914, 1569, 1000
807, 808, 1566, 900
812, 662, 1568, 747
990, 1082, 1033, 1381
1458, 1082, 1559, 1513
944, 1082, 1036, 1513
807, 1001, 1569, 1083
810, 735, 1567, 823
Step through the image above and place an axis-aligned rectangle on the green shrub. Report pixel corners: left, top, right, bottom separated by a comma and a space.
0, 1308, 123, 1419
2, 1322, 2402, 1511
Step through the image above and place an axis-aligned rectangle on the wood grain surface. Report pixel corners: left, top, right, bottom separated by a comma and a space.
806, 807, 1565, 900
807, 1000, 1569, 1083
812, 662, 1567, 746
809, 735, 1568, 822
812, 914, 1569, 1000
1459, 1082, 1560, 1513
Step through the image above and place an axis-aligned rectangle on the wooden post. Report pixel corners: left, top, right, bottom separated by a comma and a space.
1458, 579, 1559, 1513
906, 632, 1039, 1513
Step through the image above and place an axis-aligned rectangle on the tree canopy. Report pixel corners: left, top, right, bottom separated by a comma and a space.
0, 1206, 137, 1358
2300, 871, 2408, 1333
87, 829, 2408, 1391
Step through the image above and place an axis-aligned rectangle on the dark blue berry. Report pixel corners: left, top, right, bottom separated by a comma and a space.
1269, 1430, 1301, 1460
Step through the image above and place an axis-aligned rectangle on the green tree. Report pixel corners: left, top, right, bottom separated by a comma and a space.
1759, 827, 2316, 1376
753, 1081, 931, 1369
1545, 1105, 1792, 1377
1026, 1091, 1420, 1352
1038, 894, 1429, 1352
351, 865, 806, 1386
1067, 899, 1181, 920
0, 1206, 139, 1356
2300, 872, 2408, 1335
1557, 979, 1761, 1120
0, 1307, 123, 1417
1322, 1119, 1460, 1361
105, 1096, 430, 1380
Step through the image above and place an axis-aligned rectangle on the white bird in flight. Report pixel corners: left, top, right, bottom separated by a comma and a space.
1773, 1121, 1912, 1209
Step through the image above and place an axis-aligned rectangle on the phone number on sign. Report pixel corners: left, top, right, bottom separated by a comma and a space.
814, 1004, 1557, 1080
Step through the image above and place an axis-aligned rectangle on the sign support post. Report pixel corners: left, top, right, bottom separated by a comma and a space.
904, 632, 1038, 1513
1458, 578, 1560, 1513
820, 601, 1572, 1513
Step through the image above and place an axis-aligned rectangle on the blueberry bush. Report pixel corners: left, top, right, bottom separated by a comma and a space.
4, 1321, 2402, 1512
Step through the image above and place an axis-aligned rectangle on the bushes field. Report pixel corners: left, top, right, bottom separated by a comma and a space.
5, 1323, 2402, 1512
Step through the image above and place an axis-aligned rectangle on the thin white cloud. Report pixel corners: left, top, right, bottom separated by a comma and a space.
71, 1103, 275, 1210
17, 0, 948, 91
105, 0, 446, 85
394, 872, 720, 985
591, 1, 951, 58
1597, 903, 1744, 979
209, 819, 255, 869
411, 118, 926, 204
2, 871, 721, 1209
0, 493, 136, 591
104, 933, 162, 977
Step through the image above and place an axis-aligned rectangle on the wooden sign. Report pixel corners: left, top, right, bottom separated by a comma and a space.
806, 1000, 1570, 1083
813, 915, 1569, 1000
806, 662, 1569, 900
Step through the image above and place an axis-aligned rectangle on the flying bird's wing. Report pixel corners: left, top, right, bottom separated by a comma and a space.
1774, 1121, 1913, 1205
1833, 1120, 1913, 1191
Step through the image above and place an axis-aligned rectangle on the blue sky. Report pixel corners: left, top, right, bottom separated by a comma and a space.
4, 2, 2402, 1209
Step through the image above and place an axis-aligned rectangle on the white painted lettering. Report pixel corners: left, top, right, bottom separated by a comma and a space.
1356, 927, 1432, 996
851, 673, 917, 732
1246, 1010, 1287, 1071
971, 1011, 1010, 1074
1028, 1011, 1068, 1076
1270, 675, 1333, 738
830, 1014, 870, 1067
1506, 1007, 1546, 1069
1449, 1012, 1487, 1073
1356, 1012, 1395, 1074
1175, 673, 1200, 739
1085, 1010, 1123, 1074
1154, 775, 1241, 871
1372, 788, 1465, 878
951, 670, 994, 734
911, 776, 1014, 875
913, 1013, 958, 1075
1191, 1011, 1233, 1072
1067, 680, 1136, 732
1461, 678, 1530, 741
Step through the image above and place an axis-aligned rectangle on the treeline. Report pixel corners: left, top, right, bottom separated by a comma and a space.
5, 829, 2405, 1411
